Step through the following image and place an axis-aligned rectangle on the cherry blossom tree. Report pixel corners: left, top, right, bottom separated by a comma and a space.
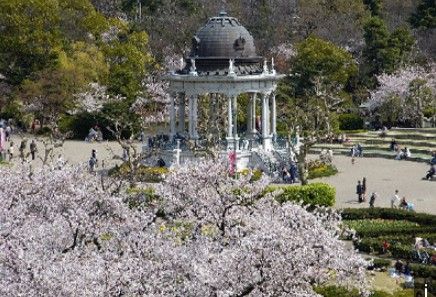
368, 65, 436, 127
1, 159, 370, 296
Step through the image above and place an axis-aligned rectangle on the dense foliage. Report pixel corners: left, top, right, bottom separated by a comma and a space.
0, 0, 435, 132
338, 113, 365, 130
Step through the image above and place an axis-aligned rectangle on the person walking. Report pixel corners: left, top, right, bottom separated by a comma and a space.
88, 149, 98, 173
19, 139, 27, 161
391, 189, 400, 208
29, 140, 37, 161
369, 192, 377, 208
356, 180, 364, 203
8, 141, 14, 161
425, 164, 435, 180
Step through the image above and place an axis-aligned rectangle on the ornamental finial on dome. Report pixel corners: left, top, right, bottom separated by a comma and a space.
219, 10, 228, 17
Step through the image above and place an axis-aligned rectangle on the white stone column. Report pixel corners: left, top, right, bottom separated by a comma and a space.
169, 93, 176, 138
271, 92, 277, 139
261, 92, 272, 150
192, 94, 199, 139
252, 93, 257, 134
232, 94, 239, 150
178, 94, 185, 133
247, 94, 252, 134
227, 95, 232, 139
188, 94, 199, 140
232, 95, 238, 138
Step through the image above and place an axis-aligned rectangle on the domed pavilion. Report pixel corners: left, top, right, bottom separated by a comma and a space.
164, 11, 285, 168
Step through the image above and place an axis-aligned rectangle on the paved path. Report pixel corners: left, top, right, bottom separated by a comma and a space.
5, 135, 142, 169
4, 136, 435, 214
311, 155, 436, 214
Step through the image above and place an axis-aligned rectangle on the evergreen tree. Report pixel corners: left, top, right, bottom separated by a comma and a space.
410, 0, 436, 29
362, 17, 414, 80
363, 0, 382, 16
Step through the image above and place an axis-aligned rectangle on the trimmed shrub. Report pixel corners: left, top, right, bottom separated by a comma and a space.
109, 163, 169, 183
267, 183, 336, 207
409, 263, 436, 278
338, 113, 364, 131
341, 208, 436, 227
371, 258, 392, 269
343, 219, 436, 238
314, 286, 413, 297
314, 285, 360, 297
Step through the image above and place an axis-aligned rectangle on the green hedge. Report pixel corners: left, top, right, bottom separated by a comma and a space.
109, 164, 169, 183
338, 113, 364, 130
355, 238, 436, 262
314, 286, 413, 297
341, 208, 436, 227
267, 183, 336, 207
409, 263, 436, 278
371, 258, 392, 269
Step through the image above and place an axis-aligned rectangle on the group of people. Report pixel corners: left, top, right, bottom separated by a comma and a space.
0, 133, 38, 163
356, 177, 378, 206
281, 162, 298, 184
391, 138, 412, 160
85, 126, 104, 142
390, 189, 415, 211
350, 143, 364, 158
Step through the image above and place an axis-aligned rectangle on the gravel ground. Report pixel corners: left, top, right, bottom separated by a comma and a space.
4, 135, 435, 214
6, 135, 142, 169
311, 154, 436, 214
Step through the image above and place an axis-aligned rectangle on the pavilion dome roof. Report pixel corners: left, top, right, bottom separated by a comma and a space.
189, 11, 258, 59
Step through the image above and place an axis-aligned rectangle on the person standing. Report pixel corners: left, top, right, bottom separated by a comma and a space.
29, 140, 37, 161
5, 125, 11, 141
362, 177, 367, 202
356, 180, 364, 203
391, 189, 400, 208
91, 149, 98, 165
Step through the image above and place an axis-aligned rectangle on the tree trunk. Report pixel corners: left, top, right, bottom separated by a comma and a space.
296, 147, 308, 185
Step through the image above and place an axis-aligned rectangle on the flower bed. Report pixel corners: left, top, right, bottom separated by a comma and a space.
307, 160, 338, 179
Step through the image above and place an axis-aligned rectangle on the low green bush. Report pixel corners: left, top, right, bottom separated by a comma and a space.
371, 258, 392, 269
314, 285, 360, 297
338, 113, 364, 131
314, 286, 413, 297
409, 263, 436, 278
267, 183, 336, 207
343, 219, 436, 238
341, 208, 436, 227
109, 163, 169, 183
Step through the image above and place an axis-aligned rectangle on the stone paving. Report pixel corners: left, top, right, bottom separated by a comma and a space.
6, 135, 142, 169
3, 135, 435, 214
311, 154, 436, 214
